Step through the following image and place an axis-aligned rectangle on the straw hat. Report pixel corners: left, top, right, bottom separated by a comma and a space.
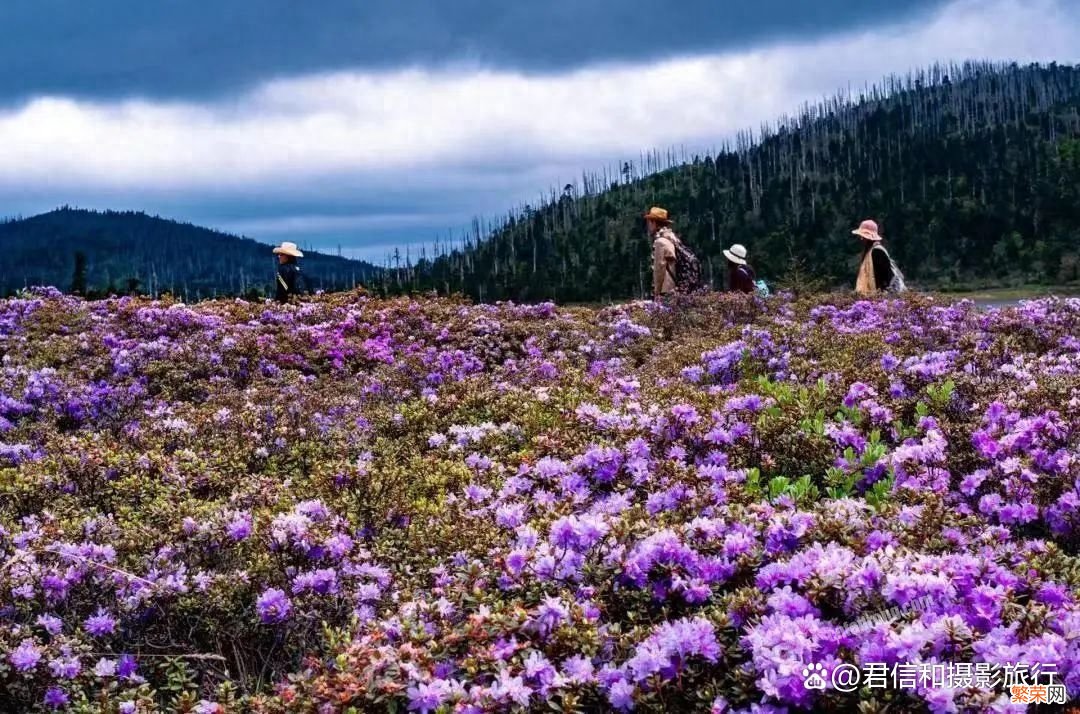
723, 244, 748, 265
272, 241, 304, 257
852, 219, 883, 242
643, 207, 672, 224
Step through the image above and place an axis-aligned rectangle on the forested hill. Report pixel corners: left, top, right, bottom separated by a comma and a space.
0, 208, 379, 300
391, 62, 1080, 302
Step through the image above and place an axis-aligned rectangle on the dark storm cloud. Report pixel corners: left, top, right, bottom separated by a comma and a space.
0, 0, 947, 101
1, 0, 1072, 261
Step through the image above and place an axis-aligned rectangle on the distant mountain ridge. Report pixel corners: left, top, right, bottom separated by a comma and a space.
0, 208, 379, 300
392, 61, 1080, 302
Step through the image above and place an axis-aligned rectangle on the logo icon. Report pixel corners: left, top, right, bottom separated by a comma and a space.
802, 662, 827, 690
1012, 683, 1069, 705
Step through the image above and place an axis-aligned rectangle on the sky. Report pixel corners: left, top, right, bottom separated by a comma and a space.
0, 0, 1078, 263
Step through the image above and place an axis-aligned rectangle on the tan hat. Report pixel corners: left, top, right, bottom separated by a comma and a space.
723, 244, 748, 265
852, 219, 883, 242
272, 241, 304, 257
643, 206, 672, 224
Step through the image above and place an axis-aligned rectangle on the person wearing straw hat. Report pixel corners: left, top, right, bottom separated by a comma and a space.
272, 241, 307, 303
723, 243, 757, 294
645, 207, 681, 302
852, 219, 906, 295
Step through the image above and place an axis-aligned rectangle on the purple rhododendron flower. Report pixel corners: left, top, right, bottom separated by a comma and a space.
407, 680, 451, 714
607, 680, 635, 710
117, 654, 139, 679
49, 654, 81, 679
226, 512, 253, 541
94, 658, 118, 677
534, 596, 569, 637
562, 654, 596, 684
492, 670, 532, 708
43, 687, 69, 710
84, 609, 118, 636
10, 639, 42, 671
625, 616, 721, 683
36, 613, 63, 635
256, 588, 292, 624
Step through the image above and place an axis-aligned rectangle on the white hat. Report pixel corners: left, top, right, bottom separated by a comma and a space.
723, 244, 748, 265
272, 241, 304, 258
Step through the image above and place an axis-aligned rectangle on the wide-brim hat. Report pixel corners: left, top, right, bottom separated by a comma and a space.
643, 206, 672, 224
852, 219, 882, 242
723, 244, 748, 265
273, 241, 304, 257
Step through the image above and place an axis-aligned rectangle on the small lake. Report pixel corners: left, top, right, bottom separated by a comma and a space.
950, 292, 1078, 310
971, 299, 1022, 309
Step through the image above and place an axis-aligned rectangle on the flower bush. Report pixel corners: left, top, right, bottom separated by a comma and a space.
0, 287, 1078, 712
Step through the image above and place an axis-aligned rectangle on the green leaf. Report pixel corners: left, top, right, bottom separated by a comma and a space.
745, 467, 762, 498
791, 475, 818, 503
862, 442, 887, 467
768, 476, 790, 499
866, 475, 895, 510
925, 379, 956, 407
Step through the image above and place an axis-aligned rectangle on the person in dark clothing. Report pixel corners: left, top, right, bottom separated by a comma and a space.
868, 244, 894, 288
723, 244, 756, 294
273, 241, 306, 303
853, 219, 905, 294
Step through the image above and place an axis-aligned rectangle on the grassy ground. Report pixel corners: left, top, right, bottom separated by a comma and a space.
929, 284, 1080, 302
562, 284, 1080, 308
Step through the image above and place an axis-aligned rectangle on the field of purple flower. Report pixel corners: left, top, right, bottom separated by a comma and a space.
1, 287, 1078, 713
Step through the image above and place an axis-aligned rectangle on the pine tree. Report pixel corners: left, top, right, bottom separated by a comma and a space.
71, 252, 88, 296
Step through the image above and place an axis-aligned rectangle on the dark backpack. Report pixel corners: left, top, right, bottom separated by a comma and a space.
668, 241, 704, 293
871, 245, 907, 293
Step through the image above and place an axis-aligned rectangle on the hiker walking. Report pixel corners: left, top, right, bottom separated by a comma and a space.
646, 206, 701, 301
852, 219, 906, 295
645, 206, 703, 340
723, 244, 757, 294
273, 241, 307, 303
647, 207, 679, 301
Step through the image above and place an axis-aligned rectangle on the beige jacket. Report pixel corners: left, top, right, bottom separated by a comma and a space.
855, 249, 877, 295
652, 228, 679, 297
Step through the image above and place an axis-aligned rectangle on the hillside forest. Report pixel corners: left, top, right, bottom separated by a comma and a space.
386, 62, 1080, 302
0, 209, 378, 301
